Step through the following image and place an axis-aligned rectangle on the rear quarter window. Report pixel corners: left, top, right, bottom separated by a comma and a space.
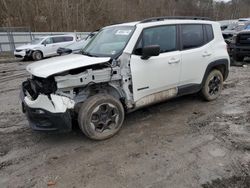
205, 24, 214, 42
64, 36, 74, 41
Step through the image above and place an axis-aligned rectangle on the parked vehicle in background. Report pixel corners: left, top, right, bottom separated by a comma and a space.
14, 35, 76, 60
238, 18, 250, 22
222, 21, 250, 42
218, 19, 237, 31
57, 32, 97, 55
21, 17, 229, 140
228, 30, 250, 61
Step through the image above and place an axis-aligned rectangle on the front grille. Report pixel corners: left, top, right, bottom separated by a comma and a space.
237, 33, 250, 45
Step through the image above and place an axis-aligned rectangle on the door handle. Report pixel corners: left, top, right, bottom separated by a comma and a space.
168, 58, 180, 64
202, 51, 212, 57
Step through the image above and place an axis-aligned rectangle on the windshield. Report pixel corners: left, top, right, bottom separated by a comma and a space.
82, 26, 135, 57
246, 25, 250, 30
226, 22, 247, 31
31, 38, 44, 45
226, 23, 238, 30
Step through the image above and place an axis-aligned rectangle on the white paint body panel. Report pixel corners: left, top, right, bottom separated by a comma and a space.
130, 51, 181, 101
26, 54, 110, 78
180, 23, 229, 85
126, 20, 229, 102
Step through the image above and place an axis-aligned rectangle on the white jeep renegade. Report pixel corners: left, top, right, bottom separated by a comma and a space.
21, 17, 230, 140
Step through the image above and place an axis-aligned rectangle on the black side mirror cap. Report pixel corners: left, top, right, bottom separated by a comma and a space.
141, 45, 160, 60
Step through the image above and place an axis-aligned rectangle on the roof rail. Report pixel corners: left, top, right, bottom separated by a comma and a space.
140, 16, 211, 23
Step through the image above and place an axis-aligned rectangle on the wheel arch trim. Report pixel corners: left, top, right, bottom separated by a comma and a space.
202, 59, 229, 85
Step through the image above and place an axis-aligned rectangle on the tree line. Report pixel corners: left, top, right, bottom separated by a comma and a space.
0, 0, 249, 32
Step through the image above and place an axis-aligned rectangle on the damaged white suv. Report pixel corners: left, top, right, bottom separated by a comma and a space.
21, 17, 230, 140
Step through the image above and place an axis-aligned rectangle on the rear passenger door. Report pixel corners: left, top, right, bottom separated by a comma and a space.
179, 24, 214, 85
130, 25, 181, 101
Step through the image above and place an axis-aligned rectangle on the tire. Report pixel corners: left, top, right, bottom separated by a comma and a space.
78, 94, 125, 140
32, 51, 43, 61
201, 69, 223, 101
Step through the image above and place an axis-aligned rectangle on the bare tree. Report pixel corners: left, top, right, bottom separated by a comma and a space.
0, 0, 249, 31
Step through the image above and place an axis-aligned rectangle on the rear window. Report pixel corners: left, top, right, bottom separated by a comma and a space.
181, 24, 204, 50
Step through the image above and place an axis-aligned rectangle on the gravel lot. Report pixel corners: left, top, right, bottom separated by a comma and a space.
0, 59, 250, 188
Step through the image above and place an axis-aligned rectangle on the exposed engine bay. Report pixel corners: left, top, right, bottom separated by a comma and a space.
22, 54, 134, 114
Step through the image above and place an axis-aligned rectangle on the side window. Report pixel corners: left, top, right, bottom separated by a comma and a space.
52, 37, 65, 43
134, 25, 177, 55
44, 37, 53, 44
205, 24, 214, 42
181, 24, 204, 50
64, 36, 74, 41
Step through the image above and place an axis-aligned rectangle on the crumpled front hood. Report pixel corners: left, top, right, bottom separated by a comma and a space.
16, 44, 37, 50
26, 54, 110, 78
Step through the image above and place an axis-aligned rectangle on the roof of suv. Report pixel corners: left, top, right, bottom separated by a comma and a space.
109, 17, 215, 28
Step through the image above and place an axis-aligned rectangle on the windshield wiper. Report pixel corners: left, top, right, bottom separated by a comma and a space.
81, 51, 97, 57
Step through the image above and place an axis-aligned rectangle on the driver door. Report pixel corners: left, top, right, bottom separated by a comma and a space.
130, 25, 181, 101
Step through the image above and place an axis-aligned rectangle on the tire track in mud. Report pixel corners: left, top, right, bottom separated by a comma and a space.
188, 69, 250, 187
0, 66, 28, 83
0, 62, 29, 93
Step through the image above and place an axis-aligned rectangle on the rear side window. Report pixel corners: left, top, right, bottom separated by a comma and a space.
181, 24, 204, 50
135, 25, 177, 55
52, 37, 65, 43
205, 24, 214, 42
64, 36, 74, 41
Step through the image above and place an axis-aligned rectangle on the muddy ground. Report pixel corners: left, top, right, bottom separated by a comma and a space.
0, 58, 250, 188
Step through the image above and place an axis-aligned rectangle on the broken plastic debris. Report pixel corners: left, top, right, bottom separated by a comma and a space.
47, 180, 56, 186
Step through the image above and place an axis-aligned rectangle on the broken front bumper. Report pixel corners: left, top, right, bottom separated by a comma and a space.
14, 49, 32, 58
20, 85, 74, 132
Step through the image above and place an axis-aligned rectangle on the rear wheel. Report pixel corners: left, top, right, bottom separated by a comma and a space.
32, 51, 43, 61
201, 69, 223, 101
78, 94, 125, 140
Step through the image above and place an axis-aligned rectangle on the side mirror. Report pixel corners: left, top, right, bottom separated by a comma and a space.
141, 45, 160, 60
42, 41, 46, 46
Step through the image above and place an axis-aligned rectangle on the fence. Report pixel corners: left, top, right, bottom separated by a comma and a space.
0, 27, 90, 53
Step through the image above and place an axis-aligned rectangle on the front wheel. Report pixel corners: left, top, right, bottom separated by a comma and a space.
32, 51, 43, 61
201, 69, 223, 101
78, 94, 125, 140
